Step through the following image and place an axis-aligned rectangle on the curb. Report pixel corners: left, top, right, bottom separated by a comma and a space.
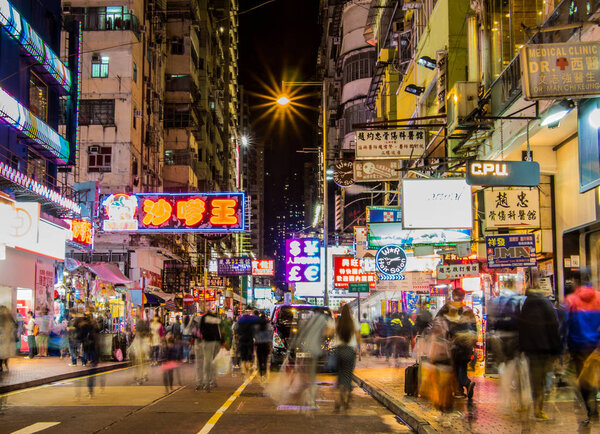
353, 374, 438, 434
0, 362, 131, 394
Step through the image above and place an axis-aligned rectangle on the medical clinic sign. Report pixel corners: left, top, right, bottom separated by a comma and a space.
333, 257, 376, 289
355, 129, 426, 159
521, 41, 600, 100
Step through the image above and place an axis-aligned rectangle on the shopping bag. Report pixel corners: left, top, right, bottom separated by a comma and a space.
113, 348, 123, 362
214, 347, 231, 375
578, 349, 600, 389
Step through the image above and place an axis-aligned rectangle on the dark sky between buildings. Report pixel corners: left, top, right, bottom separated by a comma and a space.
238, 0, 322, 258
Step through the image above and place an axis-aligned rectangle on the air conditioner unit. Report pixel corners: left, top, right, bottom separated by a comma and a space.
446, 81, 479, 133
91, 54, 100, 62
88, 146, 100, 154
62, 4, 71, 14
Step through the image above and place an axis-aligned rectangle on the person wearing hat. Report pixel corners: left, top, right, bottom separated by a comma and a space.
436, 288, 478, 401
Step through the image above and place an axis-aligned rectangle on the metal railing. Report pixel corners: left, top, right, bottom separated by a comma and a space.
66, 12, 141, 39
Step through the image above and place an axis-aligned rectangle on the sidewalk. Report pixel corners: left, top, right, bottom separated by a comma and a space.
0, 356, 129, 394
353, 356, 593, 434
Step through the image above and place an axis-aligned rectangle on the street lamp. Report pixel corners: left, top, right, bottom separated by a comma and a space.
278, 80, 329, 307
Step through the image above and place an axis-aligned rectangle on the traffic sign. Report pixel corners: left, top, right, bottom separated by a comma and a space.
348, 282, 370, 293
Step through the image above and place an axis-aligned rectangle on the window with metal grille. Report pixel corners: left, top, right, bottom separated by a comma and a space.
88, 146, 112, 173
164, 103, 190, 128
79, 99, 115, 125
91, 56, 109, 78
343, 51, 376, 85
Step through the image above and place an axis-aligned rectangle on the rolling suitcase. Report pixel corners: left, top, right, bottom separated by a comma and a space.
404, 363, 419, 396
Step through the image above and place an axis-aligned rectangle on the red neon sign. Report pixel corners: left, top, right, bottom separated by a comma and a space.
71, 219, 93, 246
252, 260, 275, 276
333, 256, 377, 289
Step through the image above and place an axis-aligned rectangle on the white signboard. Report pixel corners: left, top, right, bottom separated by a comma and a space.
436, 263, 480, 280
398, 272, 434, 293
402, 179, 472, 229
355, 129, 426, 159
354, 160, 402, 182
484, 189, 540, 228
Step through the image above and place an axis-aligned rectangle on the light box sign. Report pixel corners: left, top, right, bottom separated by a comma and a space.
466, 161, 540, 187
354, 159, 401, 182
578, 98, 600, 193
217, 258, 252, 276
484, 189, 540, 228
486, 234, 536, 269
68, 218, 93, 249
368, 222, 471, 249
521, 42, 600, 100
285, 238, 321, 283
333, 256, 376, 289
376, 245, 407, 276
100, 192, 245, 233
252, 259, 274, 276
402, 179, 472, 229
366, 206, 402, 223
355, 129, 426, 159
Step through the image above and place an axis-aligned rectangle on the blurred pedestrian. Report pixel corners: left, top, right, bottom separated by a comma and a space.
150, 314, 164, 365
565, 272, 600, 425
437, 288, 477, 401
24, 311, 37, 359
66, 311, 80, 366
197, 309, 222, 391
161, 336, 182, 393
80, 313, 99, 367
487, 289, 522, 365
0, 306, 16, 372
518, 289, 561, 420
414, 302, 433, 336
182, 316, 194, 363
236, 310, 259, 377
333, 304, 360, 411
254, 313, 273, 382
36, 308, 52, 357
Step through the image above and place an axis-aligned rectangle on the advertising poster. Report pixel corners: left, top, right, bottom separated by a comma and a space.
486, 234, 537, 268
35, 260, 55, 315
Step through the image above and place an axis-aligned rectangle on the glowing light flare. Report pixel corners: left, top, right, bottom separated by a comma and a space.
276, 96, 290, 106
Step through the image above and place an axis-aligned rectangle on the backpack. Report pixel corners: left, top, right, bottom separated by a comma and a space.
33, 324, 39, 336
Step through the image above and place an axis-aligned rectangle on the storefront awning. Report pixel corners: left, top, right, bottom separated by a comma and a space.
86, 263, 133, 284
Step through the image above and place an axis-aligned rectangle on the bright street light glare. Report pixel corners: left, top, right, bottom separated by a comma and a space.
241, 135, 249, 146
589, 106, 600, 129
276, 96, 290, 106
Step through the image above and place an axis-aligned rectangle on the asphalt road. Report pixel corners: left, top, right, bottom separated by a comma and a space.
0, 364, 411, 434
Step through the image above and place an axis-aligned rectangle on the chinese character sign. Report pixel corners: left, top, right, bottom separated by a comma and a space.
69, 219, 93, 248
521, 42, 600, 100
217, 258, 252, 276
437, 263, 480, 280
486, 235, 536, 269
100, 192, 245, 232
285, 238, 321, 283
484, 189, 540, 228
252, 259, 275, 276
333, 256, 376, 289
355, 129, 426, 159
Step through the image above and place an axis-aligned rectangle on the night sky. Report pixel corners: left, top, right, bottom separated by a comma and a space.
238, 0, 322, 261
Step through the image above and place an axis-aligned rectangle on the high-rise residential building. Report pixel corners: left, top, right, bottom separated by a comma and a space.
0, 0, 81, 316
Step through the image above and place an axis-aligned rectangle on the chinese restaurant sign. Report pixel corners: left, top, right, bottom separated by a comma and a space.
355, 129, 426, 159
217, 258, 252, 276
285, 238, 321, 283
521, 42, 600, 100
486, 234, 537, 269
100, 192, 245, 233
333, 256, 376, 289
466, 160, 540, 187
436, 263, 480, 280
252, 259, 275, 276
353, 160, 401, 182
484, 189, 540, 229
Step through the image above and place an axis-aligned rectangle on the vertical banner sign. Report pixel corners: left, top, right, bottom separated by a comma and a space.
285, 238, 321, 283
35, 260, 54, 315
486, 234, 537, 268
355, 129, 426, 159
483, 189, 540, 228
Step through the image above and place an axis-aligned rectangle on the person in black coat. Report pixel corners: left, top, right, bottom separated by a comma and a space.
517, 289, 562, 420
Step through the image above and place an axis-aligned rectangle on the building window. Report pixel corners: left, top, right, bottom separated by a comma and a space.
29, 72, 48, 122
88, 146, 112, 172
133, 62, 137, 83
79, 99, 115, 125
343, 51, 376, 85
91, 56, 109, 78
164, 103, 190, 128
170, 37, 184, 55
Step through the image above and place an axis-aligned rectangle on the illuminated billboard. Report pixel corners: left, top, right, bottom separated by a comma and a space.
252, 260, 275, 276
100, 192, 245, 233
368, 222, 471, 249
333, 256, 376, 289
285, 238, 321, 283
68, 219, 93, 250
217, 257, 252, 276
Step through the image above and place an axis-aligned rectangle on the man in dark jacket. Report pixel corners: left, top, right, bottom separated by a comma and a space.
235, 310, 259, 377
518, 289, 561, 420
197, 310, 222, 391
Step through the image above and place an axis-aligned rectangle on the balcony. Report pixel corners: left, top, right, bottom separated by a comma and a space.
65, 8, 141, 40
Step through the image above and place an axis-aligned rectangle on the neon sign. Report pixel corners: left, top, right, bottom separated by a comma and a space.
333, 256, 376, 289
252, 260, 275, 276
0, 161, 80, 214
70, 219, 93, 247
100, 192, 245, 233
286, 238, 321, 283
0, 0, 71, 92
0, 87, 70, 163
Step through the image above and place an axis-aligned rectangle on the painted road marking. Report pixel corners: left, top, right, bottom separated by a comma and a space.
197, 371, 257, 434
11, 422, 61, 434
